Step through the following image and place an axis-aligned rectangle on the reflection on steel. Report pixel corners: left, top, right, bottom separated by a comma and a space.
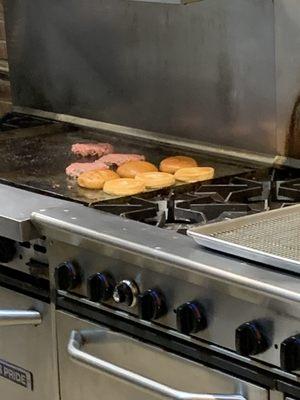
6, 0, 276, 154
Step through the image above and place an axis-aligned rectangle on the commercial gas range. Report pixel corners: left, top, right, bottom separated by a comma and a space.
3, 1, 300, 400
0, 113, 299, 400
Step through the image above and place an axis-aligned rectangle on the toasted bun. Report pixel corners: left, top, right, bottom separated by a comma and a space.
174, 167, 215, 183
117, 161, 158, 178
103, 178, 145, 196
77, 169, 119, 189
135, 172, 175, 189
159, 156, 197, 174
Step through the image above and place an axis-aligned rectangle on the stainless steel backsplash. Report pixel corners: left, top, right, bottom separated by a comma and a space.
4, 0, 300, 158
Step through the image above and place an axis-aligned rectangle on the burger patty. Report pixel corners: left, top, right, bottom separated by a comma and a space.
66, 160, 108, 178
99, 153, 145, 166
71, 143, 114, 157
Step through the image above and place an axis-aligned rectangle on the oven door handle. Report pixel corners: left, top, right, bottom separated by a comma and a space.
68, 330, 246, 400
0, 310, 42, 326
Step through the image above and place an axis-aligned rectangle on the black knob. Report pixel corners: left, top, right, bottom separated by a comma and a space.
137, 289, 167, 321
54, 261, 81, 291
280, 334, 300, 372
0, 237, 16, 263
87, 272, 115, 302
235, 321, 269, 356
113, 280, 139, 307
176, 301, 207, 335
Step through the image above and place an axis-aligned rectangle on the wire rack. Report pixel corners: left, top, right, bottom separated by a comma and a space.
188, 204, 300, 272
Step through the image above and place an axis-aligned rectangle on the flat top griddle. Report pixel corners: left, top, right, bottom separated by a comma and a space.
0, 123, 252, 205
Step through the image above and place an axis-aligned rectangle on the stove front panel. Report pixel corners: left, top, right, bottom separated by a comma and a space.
48, 239, 300, 374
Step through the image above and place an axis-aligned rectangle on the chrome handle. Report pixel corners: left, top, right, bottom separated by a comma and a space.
68, 330, 246, 400
0, 310, 42, 326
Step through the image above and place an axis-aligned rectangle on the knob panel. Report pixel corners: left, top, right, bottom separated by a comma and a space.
137, 289, 167, 321
113, 280, 139, 307
0, 237, 16, 263
280, 334, 300, 372
87, 272, 115, 302
176, 301, 207, 335
235, 321, 269, 356
55, 261, 81, 291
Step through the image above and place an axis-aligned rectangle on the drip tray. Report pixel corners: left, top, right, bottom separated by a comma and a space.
188, 204, 300, 273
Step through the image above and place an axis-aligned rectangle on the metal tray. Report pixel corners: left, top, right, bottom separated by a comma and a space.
188, 204, 300, 273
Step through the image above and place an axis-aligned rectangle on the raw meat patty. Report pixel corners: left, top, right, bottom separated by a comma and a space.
66, 160, 108, 178
71, 143, 114, 157
99, 154, 145, 167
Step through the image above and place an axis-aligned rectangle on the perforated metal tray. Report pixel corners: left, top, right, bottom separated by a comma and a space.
188, 204, 300, 273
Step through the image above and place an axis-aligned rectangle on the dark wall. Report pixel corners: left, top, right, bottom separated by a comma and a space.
0, 0, 11, 116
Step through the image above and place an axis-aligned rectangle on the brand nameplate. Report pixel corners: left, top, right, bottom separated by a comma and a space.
0, 358, 33, 390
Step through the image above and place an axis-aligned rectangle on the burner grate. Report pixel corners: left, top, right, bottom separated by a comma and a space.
91, 169, 300, 235
93, 197, 158, 220
91, 172, 271, 233
278, 178, 300, 201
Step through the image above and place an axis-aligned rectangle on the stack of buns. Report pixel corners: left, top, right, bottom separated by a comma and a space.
76, 155, 215, 196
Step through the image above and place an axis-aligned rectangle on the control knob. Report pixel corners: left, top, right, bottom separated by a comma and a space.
137, 289, 167, 321
280, 334, 300, 372
235, 321, 269, 356
54, 261, 81, 291
113, 280, 139, 307
87, 272, 115, 302
176, 301, 207, 335
0, 237, 16, 263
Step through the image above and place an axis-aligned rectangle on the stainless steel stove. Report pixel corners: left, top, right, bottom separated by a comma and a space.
3, 1, 300, 400
32, 195, 300, 400
2, 117, 298, 400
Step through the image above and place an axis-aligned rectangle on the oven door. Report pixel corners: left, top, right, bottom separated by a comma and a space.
57, 310, 268, 400
0, 285, 58, 400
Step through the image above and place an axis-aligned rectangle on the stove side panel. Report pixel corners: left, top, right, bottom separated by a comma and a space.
4, 0, 276, 155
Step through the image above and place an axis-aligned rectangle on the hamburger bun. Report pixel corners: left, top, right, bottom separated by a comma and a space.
135, 172, 175, 189
174, 167, 215, 183
103, 178, 145, 196
77, 169, 119, 189
159, 156, 197, 174
117, 161, 158, 178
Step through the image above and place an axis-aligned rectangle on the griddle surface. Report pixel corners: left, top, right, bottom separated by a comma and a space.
0, 124, 252, 204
